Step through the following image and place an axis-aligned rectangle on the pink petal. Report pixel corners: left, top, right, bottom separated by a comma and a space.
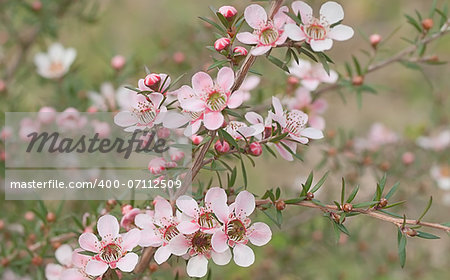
292, 1, 313, 24
154, 245, 171, 264
328, 25, 354, 41
114, 111, 137, 127
309, 115, 326, 130
205, 187, 228, 208
116, 253, 139, 272
251, 45, 271, 56
301, 127, 324, 139
172, 85, 195, 100
176, 195, 199, 217
244, 4, 267, 30
233, 243, 255, 267
169, 235, 190, 256
301, 79, 321, 91
227, 91, 244, 109
274, 142, 294, 161
317, 69, 338, 84
312, 98, 328, 113
55, 244, 73, 266
139, 228, 162, 247
121, 228, 141, 251
85, 259, 108, 276
154, 197, 173, 222
273, 6, 289, 29
148, 93, 163, 107
97, 215, 119, 241
78, 232, 100, 253
211, 230, 229, 253
245, 112, 263, 125
134, 213, 154, 229
180, 98, 205, 112
186, 255, 208, 278
177, 220, 200, 234
320, 1, 344, 24
211, 248, 232, 265
235, 190, 255, 217
72, 249, 91, 268
217, 67, 235, 91
236, 32, 259, 45
240, 76, 260, 91
192, 72, 213, 95
310, 38, 333, 52
61, 268, 86, 280
203, 111, 224, 130
159, 73, 171, 92
163, 111, 189, 129
45, 264, 63, 280
248, 222, 272, 246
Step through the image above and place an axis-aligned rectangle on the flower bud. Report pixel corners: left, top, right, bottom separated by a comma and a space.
0, 80, 6, 92
369, 34, 382, 48
379, 161, 390, 171
173, 51, 186, 64
306, 192, 314, 200
191, 135, 203, 145
214, 140, 230, 154
422, 18, 433, 31
233, 46, 248, 56
144, 73, 161, 89
287, 76, 299, 86
149, 262, 159, 272
31, 1, 42, 12
214, 37, 231, 52
111, 55, 126, 71
249, 142, 262, 156
327, 147, 337, 156
352, 75, 364, 86
107, 199, 117, 207
218, 6, 237, 21
121, 204, 133, 215
275, 200, 286, 211
342, 203, 353, 212
378, 198, 388, 208
1, 258, 9, 267
402, 152, 415, 165
148, 158, 166, 175
24, 211, 35, 221
46, 212, 56, 223
32, 256, 43, 266
403, 227, 417, 237
0, 219, 4, 230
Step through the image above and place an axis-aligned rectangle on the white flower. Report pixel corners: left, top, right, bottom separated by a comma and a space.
289, 59, 338, 90
416, 130, 450, 151
34, 43, 76, 79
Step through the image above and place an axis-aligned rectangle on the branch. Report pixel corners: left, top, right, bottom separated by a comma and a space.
134, 247, 156, 279
256, 199, 450, 233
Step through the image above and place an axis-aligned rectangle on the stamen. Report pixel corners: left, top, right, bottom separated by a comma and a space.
226, 219, 246, 242
99, 243, 122, 263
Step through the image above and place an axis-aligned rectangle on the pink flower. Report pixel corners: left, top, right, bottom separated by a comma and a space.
175, 67, 244, 131
19, 118, 40, 141
38, 107, 57, 124
56, 108, 87, 131
120, 208, 141, 231
224, 121, 264, 140
239, 75, 260, 102
34, 43, 76, 79
402, 152, 415, 165
370, 34, 382, 47
431, 165, 450, 191
111, 55, 126, 71
285, 87, 328, 130
219, 6, 237, 20
416, 130, 450, 151
78, 215, 140, 276
191, 134, 204, 145
285, 1, 354, 52
214, 38, 231, 51
236, 4, 289, 56
288, 59, 338, 91
355, 123, 398, 151
1, 126, 12, 140
169, 147, 185, 161
210, 190, 272, 267
59, 249, 92, 280
176, 187, 227, 234
45, 244, 73, 280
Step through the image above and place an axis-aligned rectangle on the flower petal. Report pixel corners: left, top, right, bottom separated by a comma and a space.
320, 1, 344, 24
211, 230, 229, 253
192, 72, 213, 95
154, 197, 173, 222
249, 222, 272, 246
114, 111, 137, 127
154, 245, 171, 264
176, 195, 199, 217
61, 268, 86, 280
233, 244, 255, 267
177, 220, 200, 234
328, 24, 354, 41
163, 111, 190, 129
211, 248, 232, 265
116, 252, 139, 272
187, 255, 209, 278
139, 228, 162, 247
235, 190, 255, 217
78, 232, 100, 253
244, 4, 267, 30
217, 67, 235, 91
203, 111, 224, 130
291, 1, 313, 24
301, 127, 324, 139
274, 142, 294, 161
273, 6, 289, 29
45, 264, 63, 280
97, 215, 120, 241
85, 259, 108, 276
245, 112, 263, 125
236, 32, 259, 45
168, 234, 190, 256
180, 98, 205, 112
205, 187, 228, 209
309, 38, 333, 52
55, 244, 73, 266
227, 91, 245, 109
121, 228, 141, 251
134, 213, 154, 229
284, 24, 306, 41
251, 45, 271, 56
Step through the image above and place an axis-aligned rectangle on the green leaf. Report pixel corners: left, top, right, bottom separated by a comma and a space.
240, 158, 247, 189
299, 47, 318, 62
284, 11, 302, 25
228, 167, 237, 188
385, 182, 400, 199
346, 185, 360, 203
378, 209, 403, 218
383, 200, 406, 209
404, 14, 422, 32
216, 12, 230, 29
336, 223, 350, 236
263, 144, 277, 158
416, 231, 440, 239
317, 52, 330, 75
218, 129, 239, 149
353, 201, 379, 208
208, 60, 229, 71
352, 55, 362, 75
285, 197, 306, 204
267, 55, 290, 73
275, 187, 281, 200
340, 178, 346, 205
310, 171, 329, 193
304, 171, 314, 191
199, 16, 226, 33
417, 196, 433, 222
78, 250, 97, 257
397, 229, 407, 268
269, 132, 289, 143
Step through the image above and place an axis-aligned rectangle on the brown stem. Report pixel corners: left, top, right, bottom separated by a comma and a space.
134, 247, 156, 278
256, 199, 450, 233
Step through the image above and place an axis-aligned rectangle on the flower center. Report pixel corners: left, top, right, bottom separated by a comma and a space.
163, 225, 179, 242
304, 22, 327, 40
135, 101, 157, 125
190, 231, 212, 254
226, 219, 246, 242
259, 27, 279, 45
49, 61, 64, 74
198, 212, 218, 230
285, 111, 307, 136
99, 243, 122, 263
206, 90, 227, 111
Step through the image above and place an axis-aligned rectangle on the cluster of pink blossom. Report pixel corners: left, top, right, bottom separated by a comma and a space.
44, 188, 271, 279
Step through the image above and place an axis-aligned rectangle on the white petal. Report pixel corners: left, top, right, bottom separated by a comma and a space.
233, 244, 255, 267
55, 244, 73, 266
217, 67, 235, 91
186, 255, 209, 278
85, 259, 108, 276
154, 245, 172, 264
328, 25, 354, 41
97, 215, 120, 240
291, 1, 313, 24
301, 127, 324, 139
211, 248, 232, 265
248, 222, 272, 246
114, 111, 137, 127
236, 32, 259, 45
284, 24, 306, 41
116, 252, 139, 272
310, 39, 333, 52
244, 4, 267, 30
251, 46, 271, 56
320, 1, 344, 24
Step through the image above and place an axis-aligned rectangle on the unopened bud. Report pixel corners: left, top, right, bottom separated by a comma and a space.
52, 241, 62, 249
379, 161, 390, 171
121, 204, 133, 215
24, 211, 35, 221
331, 212, 342, 223
1, 258, 9, 267
46, 212, 56, 223
157, 127, 171, 139
403, 227, 417, 237
249, 142, 262, 156
0, 80, 6, 92
287, 76, 299, 85
343, 203, 353, 212
402, 152, 415, 165
173, 51, 186, 64
31, 1, 42, 12
0, 219, 4, 230
422, 18, 433, 31
275, 200, 286, 211
107, 199, 117, 207
352, 75, 364, 86
111, 55, 126, 71
32, 256, 43, 266
306, 192, 314, 200
149, 262, 159, 273
369, 34, 382, 48
219, 6, 238, 21
363, 156, 372, 166
214, 140, 230, 154
378, 198, 388, 208
233, 46, 248, 56
327, 147, 337, 156
144, 73, 161, 89
191, 135, 203, 145
214, 37, 231, 52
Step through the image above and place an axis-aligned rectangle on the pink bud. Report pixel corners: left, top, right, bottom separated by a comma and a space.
402, 152, 415, 165
24, 211, 35, 221
233, 46, 248, 56
111, 55, 126, 71
170, 148, 185, 161
148, 157, 166, 175
144, 73, 161, 88
1, 127, 12, 140
191, 135, 204, 145
249, 142, 262, 156
214, 37, 231, 52
369, 34, 382, 47
214, 140, 230, 154
219, 6, 237, 20
83, 226, 93, 233
165, 161, 177, 168
0, 219, 4, 230
173, 52, 186, 64
121, 204, 133, 215
157, 127, 171, 139
87, 106, 98, 113
38, 107, 56, 124
0, 80, 6, 92
31, 1, 42, 12
287, 76, 299, 85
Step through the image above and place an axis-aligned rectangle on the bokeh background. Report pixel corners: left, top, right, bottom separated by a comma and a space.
1, 0, 449, 279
